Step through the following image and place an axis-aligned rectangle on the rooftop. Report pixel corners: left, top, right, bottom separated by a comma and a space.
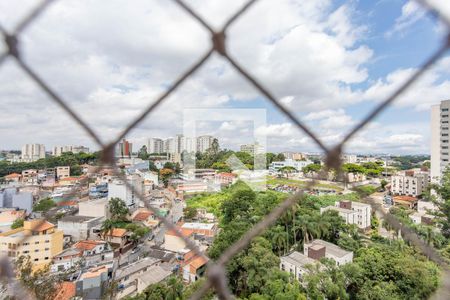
115, 257, 159, 280
73, 240, 106, 251
139, 265, 172, 287
323, 206, 354, 214
305, 239, 352, 258
106, 228, 127, 237
133, 211, 153, 222
59, 215, 96, 223
80, 265, 108, 280
281, 251, 316, 268
181, 222, 216, 231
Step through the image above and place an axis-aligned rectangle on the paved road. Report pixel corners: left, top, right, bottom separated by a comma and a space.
153, 193, 184, 246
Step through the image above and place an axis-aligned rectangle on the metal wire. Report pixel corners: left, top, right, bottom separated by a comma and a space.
0, 0, 449, 299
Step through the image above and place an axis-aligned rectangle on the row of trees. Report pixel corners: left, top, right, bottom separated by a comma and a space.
0, 151, 99, 177
204, 184, 440, 299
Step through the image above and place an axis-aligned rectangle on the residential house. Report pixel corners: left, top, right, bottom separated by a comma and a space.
115, 257, 165, 299
102, 228, 129, 248
131, 209, 159, 228
304, 239, 353, 266
75, 264, 112, 299
280, 251, 317, 280
181, 250, 208, 283
56, 166, 70, 180
393, 195, 418, 209
4, 173, 21, 183
57, 215, 104, 241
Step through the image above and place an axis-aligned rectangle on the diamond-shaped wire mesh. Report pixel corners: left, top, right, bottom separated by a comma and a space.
1, 0, 450, 299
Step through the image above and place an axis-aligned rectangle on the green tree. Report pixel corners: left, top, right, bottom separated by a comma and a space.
302, 163, 321, 174
138, 145, 149, 160
11, 218, 24, 229
221, 189, 256, 224
100, 219, 114, 240
15, 255, 62, 300
109, 197, 129, 221
183, 206, 197, 220
33, 198, 55, 212
432, 167, 450, 237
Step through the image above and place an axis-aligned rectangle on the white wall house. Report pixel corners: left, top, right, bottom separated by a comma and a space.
280, 251, 316, 280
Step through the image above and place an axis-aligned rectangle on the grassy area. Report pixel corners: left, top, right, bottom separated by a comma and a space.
266, 176, 344, 191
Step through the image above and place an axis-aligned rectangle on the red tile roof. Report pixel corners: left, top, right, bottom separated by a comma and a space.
133, 211, 153, 222
5, 173, 21, 178
54, 282, 76, 300
73, 240, 104, 251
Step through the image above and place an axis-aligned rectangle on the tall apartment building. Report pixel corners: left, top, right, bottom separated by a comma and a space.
431, 100, 450, 182
21, 144, 45, 162
53, 145, 89, 156
240, 143, 265, 155
182, 136, 197, 153
390, 169, 429, 197
147, 138, 164, 154
197, 135, 214, 153
117, 139, 132, 157
164, 138, 175, 154
0, 219, 63, 269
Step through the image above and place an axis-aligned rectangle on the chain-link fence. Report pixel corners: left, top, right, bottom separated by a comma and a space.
1, 0, 450, 299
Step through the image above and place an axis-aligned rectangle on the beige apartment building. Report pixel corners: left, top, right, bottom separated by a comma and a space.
56, 166, 70, 180
0, 219, 63, 269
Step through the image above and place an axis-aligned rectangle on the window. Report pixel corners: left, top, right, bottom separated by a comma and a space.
34, 249, 39, 252
444, 159, 448, 162
35, 241, 39, 245
444, 115, 449, 118
444, 127, 449, 130
443, 108, 449, 112
442, 134, 449, 137
45, 240, 50, 243
444, 140, 449, 143
44, 257, 49, 260
34, 258, 39, 262
45, 248, 49, 251
444, 121, 449, 124
443, 146, 449, 149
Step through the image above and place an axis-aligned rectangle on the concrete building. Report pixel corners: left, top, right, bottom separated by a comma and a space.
117, 139, 133, 157
51, 240, 113, 272
115, 257, 162, 299
79, 198, 110, 218
196, 135, 214, 153
0, 220, 63, 269
304, 239, 353, 266
108, 175, 143, 208
21, 144, 45, 162
431, 100, 450, 182
390, 169, 429, 197
181, 250, 208, 283
320, 201, 371, 230
53, 145, 89, 156
147, 138, 164, 154
0, 188, 33, 213
341, 154, 358, 164
57, 215, 104, 241
240, 143, 265, 155
269, 159, 313, 174
75, 264, 112, 299
56, 166, 70, 180
164, 138, 175, 154
283, 152, 307, 161
280, 251, 316, 280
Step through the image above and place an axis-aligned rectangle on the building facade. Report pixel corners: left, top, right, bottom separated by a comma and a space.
117, 139, 133, 157
269, 159, 313, 173
53, 145, 89, 156
240, 143, 265, 155
196, 135, 214, 153
431, 100, 450, 182
21, 144, 45, 162
390, 170, 429, 197
320, 200, 371, 230
0, 220, 63, 269
147, 138, 164, 154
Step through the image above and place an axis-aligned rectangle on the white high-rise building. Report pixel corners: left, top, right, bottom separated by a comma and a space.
147, 138, 164, 154
21, 144, 45, 162
181, 136, 197, 153
197, 135, 214, 153
164, 138, 175, 154
240, 143, 265, 155
431, 100, 450, 182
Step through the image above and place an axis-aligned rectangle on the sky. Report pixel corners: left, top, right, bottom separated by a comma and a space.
1, 0, 450, 154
